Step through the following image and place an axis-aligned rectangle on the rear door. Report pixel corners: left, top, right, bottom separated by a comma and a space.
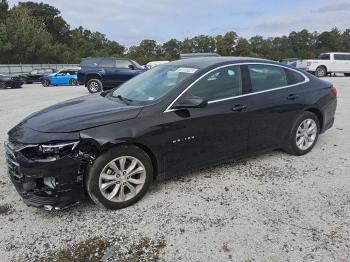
244, 64, 308, 151
98, 58, 118, 87
334, 54, 350, 72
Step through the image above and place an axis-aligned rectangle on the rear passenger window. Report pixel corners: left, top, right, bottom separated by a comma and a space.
185, 66, 242, 101
98, 59, 115, 68
285, 69, 305, 85
248, 65, 288, 92
334, 54, 350, 60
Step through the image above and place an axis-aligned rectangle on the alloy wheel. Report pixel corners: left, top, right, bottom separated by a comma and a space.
98, 156, 146, 202
296, 118, 317, 151
89, 81, 99, 92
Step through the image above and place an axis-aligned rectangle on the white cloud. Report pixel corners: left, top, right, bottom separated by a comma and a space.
7, 0, 350, 45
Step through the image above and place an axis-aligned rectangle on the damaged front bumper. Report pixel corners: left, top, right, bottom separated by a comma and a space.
4, 139, 86, 210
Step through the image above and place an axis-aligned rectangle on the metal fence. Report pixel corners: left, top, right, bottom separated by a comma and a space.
0, 64, 80, 75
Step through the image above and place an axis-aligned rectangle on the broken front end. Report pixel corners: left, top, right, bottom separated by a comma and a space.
4, 135, 94, 210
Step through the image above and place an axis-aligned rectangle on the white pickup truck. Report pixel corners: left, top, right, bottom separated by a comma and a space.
296, 52, 350, 77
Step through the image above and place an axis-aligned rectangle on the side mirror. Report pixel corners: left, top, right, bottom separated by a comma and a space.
173, 96, 208, 109
128, 64, 135, 70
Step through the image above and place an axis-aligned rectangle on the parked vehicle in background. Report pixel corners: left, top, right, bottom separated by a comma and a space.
280, 58, 299, 67
296, 52, 350, 77
180, 53, 221, 59
78, 57, 145, 93
40, 68, 79, 87
145, 61, 169, 69
5, 57, 337, 210
0, 74, 24, 89
21, 68, 57, 84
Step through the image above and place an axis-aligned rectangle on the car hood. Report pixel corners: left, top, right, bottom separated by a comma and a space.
15, 94, 143, 133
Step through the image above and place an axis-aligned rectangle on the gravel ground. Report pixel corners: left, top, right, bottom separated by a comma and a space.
0, 79, 349, 262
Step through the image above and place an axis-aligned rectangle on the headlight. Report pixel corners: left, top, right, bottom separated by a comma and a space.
39, 141, 79, 155
19, 141, 79, 161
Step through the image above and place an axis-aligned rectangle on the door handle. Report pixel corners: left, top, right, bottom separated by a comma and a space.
232, 104, 247, 112
287, 94, 300, 100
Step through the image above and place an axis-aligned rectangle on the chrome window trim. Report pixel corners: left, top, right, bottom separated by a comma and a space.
164, 62, 310, 113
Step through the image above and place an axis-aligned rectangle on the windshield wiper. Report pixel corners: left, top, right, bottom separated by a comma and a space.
116, 95, 133, 105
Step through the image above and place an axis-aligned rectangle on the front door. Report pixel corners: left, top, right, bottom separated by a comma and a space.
161, 65, 250, 175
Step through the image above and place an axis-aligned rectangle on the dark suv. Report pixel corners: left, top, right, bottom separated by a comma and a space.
78, 57, 145, 93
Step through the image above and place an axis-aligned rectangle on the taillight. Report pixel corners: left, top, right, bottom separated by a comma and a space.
330, 87, 337, 97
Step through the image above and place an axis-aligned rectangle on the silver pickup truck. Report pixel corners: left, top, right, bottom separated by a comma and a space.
296, 52, 350, 77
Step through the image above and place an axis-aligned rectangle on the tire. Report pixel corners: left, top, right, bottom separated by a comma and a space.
42, 80, 50, 87
86, 145, 153, 210
87, 79, 103, 93
284, 111, 320, 156
315, 66, 327, 77
0, 82, 5, 89
345, 73, 350, 77
69, 79, 78, 86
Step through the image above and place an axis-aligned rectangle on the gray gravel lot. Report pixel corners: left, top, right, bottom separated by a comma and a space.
0, 79, 349, 261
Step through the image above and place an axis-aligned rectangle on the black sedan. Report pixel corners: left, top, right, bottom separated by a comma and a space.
5, 57, 337, 210
21, 68, 57, 84
0, 74, 24, 89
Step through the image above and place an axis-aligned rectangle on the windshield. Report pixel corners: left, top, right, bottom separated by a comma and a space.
112, 65, 197, 103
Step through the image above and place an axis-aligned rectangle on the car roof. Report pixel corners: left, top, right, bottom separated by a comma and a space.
167, 57, 273, 69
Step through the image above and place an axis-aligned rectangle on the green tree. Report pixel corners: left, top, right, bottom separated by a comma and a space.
216, 31, 237, 56
163, 38, 181, 59
4, 6, 54, 63
16, 1, 70, 43
234, 37, 251, 56
0, 0, 8, 23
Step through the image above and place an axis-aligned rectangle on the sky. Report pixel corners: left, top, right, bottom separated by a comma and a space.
7, 0, 350, 46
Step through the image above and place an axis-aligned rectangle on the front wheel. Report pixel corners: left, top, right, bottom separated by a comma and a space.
284, 111, 320, 156
42, 80, 50, 87
87, 79, 103, 93
86, 145, 153, 209
345, 73, 350, 77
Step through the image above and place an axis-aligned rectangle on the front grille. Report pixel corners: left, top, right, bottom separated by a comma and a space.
4, 140, 23, 180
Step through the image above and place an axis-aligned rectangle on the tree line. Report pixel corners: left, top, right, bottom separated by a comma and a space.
0, 0, 349, 65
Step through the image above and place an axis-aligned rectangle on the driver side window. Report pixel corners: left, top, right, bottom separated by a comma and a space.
184, 66, 242, 101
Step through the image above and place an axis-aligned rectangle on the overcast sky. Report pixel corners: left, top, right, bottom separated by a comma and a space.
7, 0, 350, 46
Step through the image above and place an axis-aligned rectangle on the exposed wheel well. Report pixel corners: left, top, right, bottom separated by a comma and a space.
98, 142, 159, 180
85, 74, 102, 84
316, 65, 327, 72
306, 108, 323, 132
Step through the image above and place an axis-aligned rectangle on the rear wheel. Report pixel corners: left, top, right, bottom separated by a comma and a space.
345, 73, 350, 77
69, 79, 78, 86
42, 80, 50, 87
284, 111, 320, 156
86, 145, 153, 209
0, 82, 5, 89
315, 66, 327, 77
87, 79, 103, 93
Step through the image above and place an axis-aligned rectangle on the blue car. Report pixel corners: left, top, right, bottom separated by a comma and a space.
40, 69, 79, 87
